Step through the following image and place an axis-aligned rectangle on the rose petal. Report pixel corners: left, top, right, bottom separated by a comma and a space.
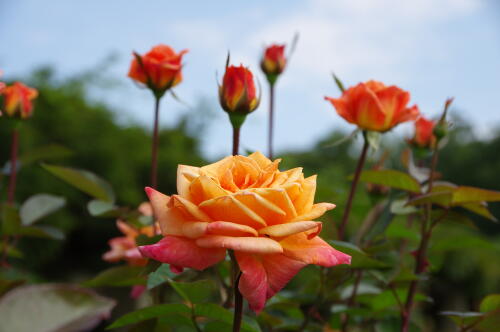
170, 195, 212, 222
199, 195, 266, 228
247, 188, 297, 223
195, 236, 282, 254
207, 221, 258, 237
189, 175, 228, 204
293, 175, 317, 215
177, 164, 201, 200
258, 221, 322, 238
290, 203, 336, 222
139, 236, 226, 270
236, 252, 306, 313
280, 232, 351, 266
145, 187, 184, 236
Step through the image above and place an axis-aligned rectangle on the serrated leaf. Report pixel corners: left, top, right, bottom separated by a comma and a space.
20, 194, 66, 226
355, 170, 421, 193
147, 264, 177, 290
83, 266, 145, 287
107, 303, 190, 329
42, 163, 115, 203
0, 284, 115, 332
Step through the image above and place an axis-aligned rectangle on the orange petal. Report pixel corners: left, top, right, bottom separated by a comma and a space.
375, 86, 410, 130
189, 175, 228, 204
145, 187, 184, 236
325, 96, 355, 124
234, 191, 286, 223
280, 232, 351, 266
236, 252, 306, 313
177, 165, 200, 200
291, 202, 336, 222
351, 83, 386, 131
170, 195, 212, 222
196, 236, 282, 254
248, 151, 273, 169
258, 221, 322, 238
247, 188, 297, 224
199, 195, 266, 228
139, 235, 226, 270
116, 220, 139, 238
206, 221, 258, 237
293, 175, 317, 215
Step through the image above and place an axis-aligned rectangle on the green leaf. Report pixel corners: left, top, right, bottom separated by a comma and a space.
390, 199, 417, 215
42, 163, 115, 203
461, 202, 497, 222
87, 199, 120, 217
0, 284, 115, 332
194, 303, 261, 332
407, 191, 452, 207
0, 203, 21, 236
19, 144, 73, 165
169, 279, 215, 304
18, 225, 65, 240
452, 186, 500, 204
147, 264, 177, 290
355, 170, 421, 193
440, 311, 484, 327
329, 241, 389, 269
20, 194, 66, 226
83, 266, 146, 287
386, 223, 420, 242
107, 303, 190, 329
480, 294, 500, 313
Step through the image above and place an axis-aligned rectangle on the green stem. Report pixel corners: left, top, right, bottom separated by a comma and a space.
151, 96, 161, 189
338, 136, 369, 240
268, 83, 275, 159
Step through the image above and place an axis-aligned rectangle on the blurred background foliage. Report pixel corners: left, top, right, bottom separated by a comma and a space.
1, 67, 499, 331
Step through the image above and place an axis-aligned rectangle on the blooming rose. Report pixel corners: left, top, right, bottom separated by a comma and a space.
1, 82, 38, 119
139, 152, 351, 313
325, 80, 419, 132
261, 44, 287, 78
128, 44, 188, 95
219, 65, 259, 114
103, 203, 156, 267
409, 116, 436, 149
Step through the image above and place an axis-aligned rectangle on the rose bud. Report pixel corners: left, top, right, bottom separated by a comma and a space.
325, 80, 419, 132
128, 44, 188, 97
408, 116, 436, 149
219, 65, 260, 115
1, 82, 38, 119
260, 44, 286, 83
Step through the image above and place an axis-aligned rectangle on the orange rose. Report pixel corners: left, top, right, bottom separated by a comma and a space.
103, 203, 157, 267
1, 82, 38, 119
139, 152, 350, 313
409, 116, 436, 149
261, 44, 287, 78
219, 65, 259, 114
128, 44, 188, 96
325, 80, 419, 132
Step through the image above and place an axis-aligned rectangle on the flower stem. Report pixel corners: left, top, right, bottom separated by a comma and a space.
232, 125, 241, 156
229, 251, 243, 332
338, 136, 369, 240
151, 96, 161, 189
7, 129, 19, 205
401, 148, 439, 332
268, 83, 275, 159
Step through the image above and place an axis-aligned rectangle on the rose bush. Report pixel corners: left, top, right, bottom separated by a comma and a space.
139, 151, 351, 312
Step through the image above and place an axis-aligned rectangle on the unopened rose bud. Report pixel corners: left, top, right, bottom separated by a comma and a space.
408, 116, 436, 149
128, 44, 188, 98
260, 44, 287, 84
1, 82, 38, 119
219, 65, 260, 117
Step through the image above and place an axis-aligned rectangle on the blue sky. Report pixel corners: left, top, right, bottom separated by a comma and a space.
1, 0, 500, 158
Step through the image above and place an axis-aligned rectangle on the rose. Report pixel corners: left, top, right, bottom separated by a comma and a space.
128, 44, 188, 96
219, 65, 259, 115
139, 152, 351, 312
103, 203, 156, 267
260, 44, 286, 80
325, 80, 419, 132
1, 82, 38, 119
409, 116, 436, 149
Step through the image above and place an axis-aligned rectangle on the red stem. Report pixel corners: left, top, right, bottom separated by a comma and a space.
151, 96, 160, 189
401, 149, 439, 332
232, 126, 240, 156
338, 137, 369, 240
268, 83, 275, 159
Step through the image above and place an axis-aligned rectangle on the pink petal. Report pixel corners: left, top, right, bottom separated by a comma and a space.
139, 235, 226, 270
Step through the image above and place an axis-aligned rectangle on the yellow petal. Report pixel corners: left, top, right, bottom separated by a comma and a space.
293, 175, 317, 215
207, 221, 258, 237
196, 235, 283, 254
248, 151, 273, 169
182, 221, 209, 239
170, 195, 212, 222
199, 195, 266, 229
145, 187, 184, 236
189, 175, 229, 204
177, 165, 200, 200
290, 203, 336, 222
234, 191, 286, 223
258, 221, 322, 238
247, 188, 297, 224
